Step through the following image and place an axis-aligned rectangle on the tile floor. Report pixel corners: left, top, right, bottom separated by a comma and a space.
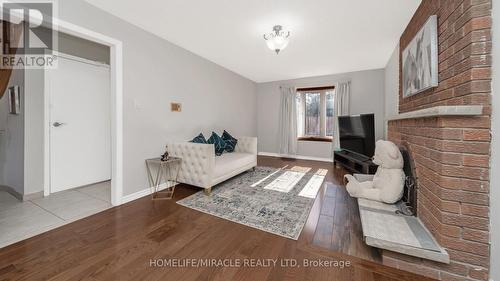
0, 181, 112, 249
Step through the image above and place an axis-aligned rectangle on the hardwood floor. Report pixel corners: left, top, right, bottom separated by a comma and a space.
0, 156, 433, 281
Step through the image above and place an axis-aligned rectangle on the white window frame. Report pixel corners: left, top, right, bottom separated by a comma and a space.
297, 89, 334, 139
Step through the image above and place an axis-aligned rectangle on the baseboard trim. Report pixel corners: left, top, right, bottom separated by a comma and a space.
258, 152, 333, 163
121, 153, 332, 204
121, 183, 175, 204
0, 186, 42, 201
23, 191, 44, 201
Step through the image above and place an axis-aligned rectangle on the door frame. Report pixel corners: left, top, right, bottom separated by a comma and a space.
42, 18, 123, 206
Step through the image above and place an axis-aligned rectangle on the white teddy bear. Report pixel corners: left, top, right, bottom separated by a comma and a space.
344, 140, 405, 204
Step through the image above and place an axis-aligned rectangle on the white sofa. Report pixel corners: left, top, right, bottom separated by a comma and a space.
166, 137, 257, 194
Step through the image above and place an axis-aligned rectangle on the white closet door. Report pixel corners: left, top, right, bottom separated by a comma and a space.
48, 55, 111, 193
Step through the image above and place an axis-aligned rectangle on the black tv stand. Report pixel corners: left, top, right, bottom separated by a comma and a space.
334, 150, 378, 174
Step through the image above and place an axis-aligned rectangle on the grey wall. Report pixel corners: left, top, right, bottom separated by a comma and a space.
0, 69, 25, 195
39, 26, 111, 63
490, 0, 499, 280
57, 31, 110, 64
384, 45, 400, 137
257, 69, 385, 159
23, 69, 45, 195
55, 0, 257, 196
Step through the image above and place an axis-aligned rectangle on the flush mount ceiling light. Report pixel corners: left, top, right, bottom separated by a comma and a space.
263, 25, 290, 54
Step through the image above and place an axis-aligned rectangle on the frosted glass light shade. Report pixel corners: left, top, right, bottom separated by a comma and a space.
266, 36, 289, 53
264, 25, 290, 54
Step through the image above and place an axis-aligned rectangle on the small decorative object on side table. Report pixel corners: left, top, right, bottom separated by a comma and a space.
145, 156, 182, 200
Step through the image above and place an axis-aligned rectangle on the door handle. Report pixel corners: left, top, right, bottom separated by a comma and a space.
53, 122, 66, 127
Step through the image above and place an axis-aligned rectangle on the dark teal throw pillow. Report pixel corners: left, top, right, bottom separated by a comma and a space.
207, 132, 226, 156
221, 130, 238, 152
191, 133, 207, 144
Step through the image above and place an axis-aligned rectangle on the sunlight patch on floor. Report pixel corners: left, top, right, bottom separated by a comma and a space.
263, 166, 311, 193
298, 169, 327, 198
251, 165, 288, 187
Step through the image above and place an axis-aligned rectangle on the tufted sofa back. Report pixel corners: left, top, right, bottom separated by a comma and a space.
166, 137, 257, 189
167, 142, 214, 188
234, 137, 258, 155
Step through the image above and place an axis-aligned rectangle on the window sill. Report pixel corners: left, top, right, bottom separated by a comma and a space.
297, 137, 333, 143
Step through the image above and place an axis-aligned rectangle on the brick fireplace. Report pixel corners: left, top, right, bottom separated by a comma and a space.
385, 0, 492, 280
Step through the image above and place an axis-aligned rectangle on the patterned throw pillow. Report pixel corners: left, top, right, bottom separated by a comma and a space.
207, 132, 226, 156
191, 133, 207, 144
221, 130, 238, 152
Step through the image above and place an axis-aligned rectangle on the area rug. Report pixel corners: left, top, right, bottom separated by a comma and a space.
177, 166, 326, 240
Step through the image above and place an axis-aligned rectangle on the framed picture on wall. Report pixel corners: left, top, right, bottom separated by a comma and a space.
402, 15, 438, 98
8, 85, 20, 115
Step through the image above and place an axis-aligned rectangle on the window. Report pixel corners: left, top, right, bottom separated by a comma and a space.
296, 87, 335, 141
326, 92, 334, 136
305, 92, 321, 136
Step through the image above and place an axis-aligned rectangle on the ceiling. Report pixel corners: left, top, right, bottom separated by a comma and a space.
85, 0, 421, 83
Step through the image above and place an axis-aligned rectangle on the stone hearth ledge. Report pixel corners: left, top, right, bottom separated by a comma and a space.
353, 175, 450, 264
387, 105, 483, 121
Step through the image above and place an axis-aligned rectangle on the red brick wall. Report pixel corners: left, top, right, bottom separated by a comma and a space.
386, 1, 492, 280
398, 0, 492, 114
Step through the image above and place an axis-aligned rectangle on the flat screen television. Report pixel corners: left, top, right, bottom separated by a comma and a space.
338, 114, 375, 158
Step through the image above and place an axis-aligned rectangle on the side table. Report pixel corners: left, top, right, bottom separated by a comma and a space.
145, 157, 182, 200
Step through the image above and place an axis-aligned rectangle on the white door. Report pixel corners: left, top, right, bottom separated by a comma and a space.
48, 54, 111, 193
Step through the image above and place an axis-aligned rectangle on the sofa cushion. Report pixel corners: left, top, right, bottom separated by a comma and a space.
207, 132, 226, 156
221, 130, 238, 152
190, 133, 207, 144
214, 152, 255, 179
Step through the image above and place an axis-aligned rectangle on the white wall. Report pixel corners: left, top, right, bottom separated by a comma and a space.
256, 69, 385, 159
384, 44, 400, 137
0, 69, 25, 195
490, 1, 499, 280
55, 0, 257, 196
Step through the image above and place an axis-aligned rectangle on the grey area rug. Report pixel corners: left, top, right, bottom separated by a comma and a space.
177, 166, 324, 240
